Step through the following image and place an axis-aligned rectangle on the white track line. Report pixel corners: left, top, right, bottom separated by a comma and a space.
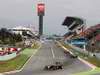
51, 47, 55, 59
78, 57, 96, 69
2, 42, 41, 75
57, 41, 97, 69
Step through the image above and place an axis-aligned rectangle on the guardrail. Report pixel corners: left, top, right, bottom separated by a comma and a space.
0, 52, 18, 61
64, 41, 93, 56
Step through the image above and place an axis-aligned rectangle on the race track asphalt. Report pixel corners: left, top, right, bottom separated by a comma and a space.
5, 40, 91, 75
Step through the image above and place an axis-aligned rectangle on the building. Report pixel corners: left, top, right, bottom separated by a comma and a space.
8, 26, 37, 39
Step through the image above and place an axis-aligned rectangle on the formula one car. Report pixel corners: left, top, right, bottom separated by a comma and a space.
44, 62, 63, 70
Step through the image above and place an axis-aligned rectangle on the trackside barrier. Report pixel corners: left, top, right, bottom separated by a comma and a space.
0, 53, 17, 61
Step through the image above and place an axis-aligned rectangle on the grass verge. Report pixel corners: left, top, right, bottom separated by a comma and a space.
73, 68, 100, 75
0, 42, 40, 73
60, 41, 100, 67
59, 41, 100, 75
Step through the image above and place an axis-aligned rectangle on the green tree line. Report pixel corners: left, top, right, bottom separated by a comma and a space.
0, 28, 22, 45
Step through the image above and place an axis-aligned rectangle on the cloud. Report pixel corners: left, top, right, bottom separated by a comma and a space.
0, 0, 100, 35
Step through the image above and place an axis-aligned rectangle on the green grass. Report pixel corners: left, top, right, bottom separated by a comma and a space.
73, 68, 100, 75
61, 42, 100, 67
71, 47, 100, 67
85, 57, 100, 67
59, 41, 100, 75
0, 48, 39, 73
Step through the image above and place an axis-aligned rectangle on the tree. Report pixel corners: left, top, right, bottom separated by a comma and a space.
0, 28, 22, 45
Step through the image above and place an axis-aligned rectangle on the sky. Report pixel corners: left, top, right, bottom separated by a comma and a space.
0, 0, 100, 35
